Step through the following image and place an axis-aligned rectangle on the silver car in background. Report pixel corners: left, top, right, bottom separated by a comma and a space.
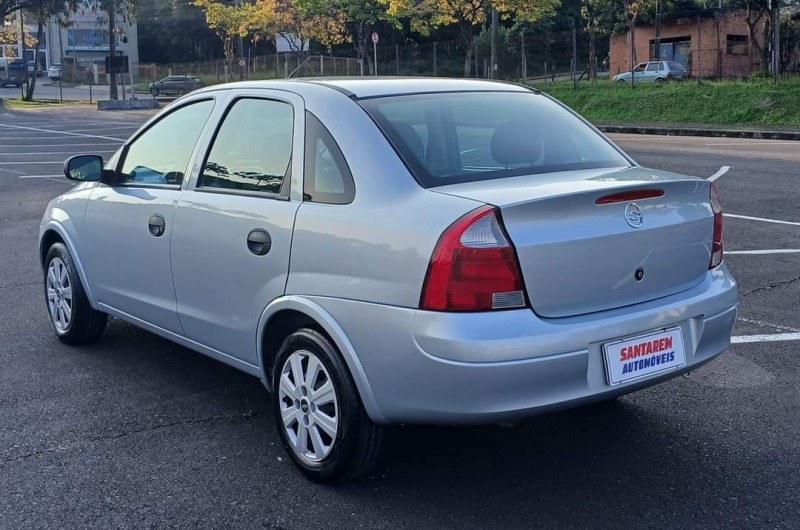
40, 78, 737, 482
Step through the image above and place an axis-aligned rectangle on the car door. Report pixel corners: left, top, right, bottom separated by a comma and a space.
170, 91, 304, 365
644, 62, 660, 80
81, 97, 217, 334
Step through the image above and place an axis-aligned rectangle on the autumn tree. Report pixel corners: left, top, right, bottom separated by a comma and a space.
385, 0, 559, 77
193, 0, 253, 67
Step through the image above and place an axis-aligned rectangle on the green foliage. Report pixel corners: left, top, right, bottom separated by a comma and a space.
541, 77, 800, 126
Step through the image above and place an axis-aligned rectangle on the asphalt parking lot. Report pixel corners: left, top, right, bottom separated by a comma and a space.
1, 105, 798, 528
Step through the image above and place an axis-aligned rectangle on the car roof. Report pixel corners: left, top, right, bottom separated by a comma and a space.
192, 77, 533, 100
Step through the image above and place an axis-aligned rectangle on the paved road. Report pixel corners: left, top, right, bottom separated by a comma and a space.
1, 108, 798, 528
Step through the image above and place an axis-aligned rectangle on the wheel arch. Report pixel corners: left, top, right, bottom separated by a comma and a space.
39, 222, 98, 308
256, 296, 387, 424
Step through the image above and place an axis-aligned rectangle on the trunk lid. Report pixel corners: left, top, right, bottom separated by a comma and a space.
433, 167, 714, 318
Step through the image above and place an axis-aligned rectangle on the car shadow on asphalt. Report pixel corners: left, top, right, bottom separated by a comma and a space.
90, 319, 748, 523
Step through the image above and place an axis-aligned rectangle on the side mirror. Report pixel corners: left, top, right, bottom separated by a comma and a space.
64, 155, 104, 182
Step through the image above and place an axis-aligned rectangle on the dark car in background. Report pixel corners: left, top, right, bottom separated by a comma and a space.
148, 75, 203, 97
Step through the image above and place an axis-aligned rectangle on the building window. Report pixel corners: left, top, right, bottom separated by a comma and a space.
727, 35, 748, 55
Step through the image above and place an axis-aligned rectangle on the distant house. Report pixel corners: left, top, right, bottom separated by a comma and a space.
609, 9, 764, 78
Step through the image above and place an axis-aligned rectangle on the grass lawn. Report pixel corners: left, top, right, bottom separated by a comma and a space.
539, 77, 800, 127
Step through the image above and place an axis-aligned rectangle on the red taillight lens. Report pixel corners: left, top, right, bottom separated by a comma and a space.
710, 182, 724, 269
420, 206, 528, 311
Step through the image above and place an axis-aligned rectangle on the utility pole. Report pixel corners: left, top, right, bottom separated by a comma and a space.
773, 0, 780, 83
654, 0, 661, 60
572, 26, 577, 88
490, 7, 498, 79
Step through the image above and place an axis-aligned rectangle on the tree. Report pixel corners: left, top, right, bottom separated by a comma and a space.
0, 0, 37, 20
22, 1, 76, 100
82, 0, 139, 100
193, 0, 253, 68
137, 0, 220, 62
385, 0, 559, 77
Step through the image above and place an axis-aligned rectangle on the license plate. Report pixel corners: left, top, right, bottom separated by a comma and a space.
603, 328, 686, 385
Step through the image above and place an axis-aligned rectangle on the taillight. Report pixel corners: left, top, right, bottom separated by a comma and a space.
710, 182, 724, 269
420, 205, 528, 311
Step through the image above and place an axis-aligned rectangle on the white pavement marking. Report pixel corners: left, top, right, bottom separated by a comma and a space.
0, 151, 117, 156
18, 174, 65, 179
0, 143, 121, 148
731, 333, 800, 344
0, 123, 125, 142
708, 166, 731, 181
0, 161, 62, 165
724, 213, 800, 226
727, 249, 800, 255
738, 318, 800, 333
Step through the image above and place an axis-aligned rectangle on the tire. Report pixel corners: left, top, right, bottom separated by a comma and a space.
272, 328, 384, 483
44, 243, 107, 345
149, 87, 159, 97
655, 77, 666, 83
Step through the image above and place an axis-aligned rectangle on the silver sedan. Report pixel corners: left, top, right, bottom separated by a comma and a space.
40, 78, 737, 482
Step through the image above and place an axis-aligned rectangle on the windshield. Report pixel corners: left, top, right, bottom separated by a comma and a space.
360, 91, 630, 187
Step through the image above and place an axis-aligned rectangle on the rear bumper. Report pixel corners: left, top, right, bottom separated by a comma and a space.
307, 264, 738, 425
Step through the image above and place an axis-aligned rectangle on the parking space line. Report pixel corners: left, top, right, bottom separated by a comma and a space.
738, 318, 800, 333
18, 174, 65, 179
708, 166, 731, 181
0, 161, 62, 165
724, 213, 800, 226
732, 333, 800, 344
0, 151, 117, 156
727, 249, 800, 255
0, 123, 125, 141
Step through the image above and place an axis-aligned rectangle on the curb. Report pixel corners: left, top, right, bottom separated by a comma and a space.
597, 125, 800, 141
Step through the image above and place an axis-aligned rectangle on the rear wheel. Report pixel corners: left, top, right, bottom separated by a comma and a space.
44, 243, 107, 345
272, 328, 383, 482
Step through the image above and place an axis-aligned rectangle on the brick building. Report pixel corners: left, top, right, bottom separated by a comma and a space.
609, 9, 762, 78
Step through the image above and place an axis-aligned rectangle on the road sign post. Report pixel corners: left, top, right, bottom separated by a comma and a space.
372, 32, 379, 76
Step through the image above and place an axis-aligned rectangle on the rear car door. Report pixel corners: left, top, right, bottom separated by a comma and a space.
81, 97, 216, 334
170, 90, 303, 365
645, 62, 660, 80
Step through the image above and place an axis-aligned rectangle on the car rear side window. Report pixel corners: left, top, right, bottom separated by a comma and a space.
360, 92, 630, 187
198, 98, 294, 195
304, 112, 355, 204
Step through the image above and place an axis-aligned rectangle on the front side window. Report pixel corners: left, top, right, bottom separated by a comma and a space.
119, 99, 214, 185
198, 98, 294, 194
361, 91, 630, 187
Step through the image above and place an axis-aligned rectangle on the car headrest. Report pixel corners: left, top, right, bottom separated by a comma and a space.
490, 120, 544, 166
391, 122, 425, 162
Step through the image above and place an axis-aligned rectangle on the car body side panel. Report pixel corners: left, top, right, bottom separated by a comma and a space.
38, 184, 98, 306
287, 85, 484, 307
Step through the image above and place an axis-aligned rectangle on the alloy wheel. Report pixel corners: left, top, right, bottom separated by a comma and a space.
46, 257, 72, 331
278, 350, 339, 463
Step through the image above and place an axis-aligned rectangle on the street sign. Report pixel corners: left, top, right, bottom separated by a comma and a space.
371, 32, 379, 44
239, 59, 246, 67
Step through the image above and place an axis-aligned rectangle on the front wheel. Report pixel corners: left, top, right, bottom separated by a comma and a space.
272, 328, 384, 482
44, 243, 107, 345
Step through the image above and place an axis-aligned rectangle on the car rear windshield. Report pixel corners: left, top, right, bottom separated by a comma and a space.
360, 91, 630, 187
